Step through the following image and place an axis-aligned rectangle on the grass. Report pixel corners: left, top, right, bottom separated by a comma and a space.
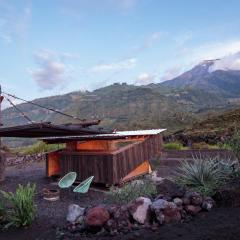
13, 141, 65, 155
106, 179, 157, 204
164, 142, 185, 150
1, 183, 37, 228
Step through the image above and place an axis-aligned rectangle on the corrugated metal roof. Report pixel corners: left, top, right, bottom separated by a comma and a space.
41, 129, 166, 142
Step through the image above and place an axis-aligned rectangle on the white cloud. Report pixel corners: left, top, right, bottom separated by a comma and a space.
135, 73, 155, 85
209, 51, 240, 72
176, 40, 240, 64
91, 58, 137, 73
29, 49, 76, 90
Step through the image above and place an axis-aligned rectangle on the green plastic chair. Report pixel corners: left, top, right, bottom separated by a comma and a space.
73, 176, 94, 193
58, 172, 77, 189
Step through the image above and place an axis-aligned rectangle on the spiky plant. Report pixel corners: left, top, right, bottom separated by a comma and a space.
1, 183, 37, 228
176, 155, 238, 196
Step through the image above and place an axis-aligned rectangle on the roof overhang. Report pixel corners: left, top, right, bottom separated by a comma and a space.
0, 121, 109, 138
41, 129, 166, 143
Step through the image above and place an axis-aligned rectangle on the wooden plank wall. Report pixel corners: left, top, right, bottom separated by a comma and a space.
112, 134, 163, 184
59, 134, 163, 185
60, 152, 114, 184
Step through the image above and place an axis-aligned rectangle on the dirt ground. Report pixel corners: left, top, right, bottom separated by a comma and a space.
0, 161, 240, 240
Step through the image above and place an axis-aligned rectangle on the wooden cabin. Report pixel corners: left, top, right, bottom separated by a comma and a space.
43, 129, 165, 185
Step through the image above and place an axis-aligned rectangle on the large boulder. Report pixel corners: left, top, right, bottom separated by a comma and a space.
66, 204, 85, 224
156, 179, 186, 199
129, 197, 152, 224
85, 206, 110, 227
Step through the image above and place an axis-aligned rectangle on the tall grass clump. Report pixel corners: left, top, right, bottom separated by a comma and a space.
164, 142, 184, 150
176, 155, 239, 196
1, 183, 37, 228
106, 179, 157, 204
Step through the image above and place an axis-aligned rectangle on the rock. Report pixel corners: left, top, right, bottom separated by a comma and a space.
151, 199, 169, 211
163, 202, 181, 223
184, 205, 201, 215
202, 197, 215, 211
85, 206, 110, 227
156, 179, 186, 198
129, 197, 152, 224
190, 192, 203, 206
151, 199, 180, 224
149, 171, 164, 184
155, 194, 172, 201
66, 204, 85, 224
173, 198, 183, 207
183, 191, 203, 206
182, 197, 191, 205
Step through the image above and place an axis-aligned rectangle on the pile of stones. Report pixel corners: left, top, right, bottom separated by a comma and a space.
61, 179, 215, 238
6, 153, 46, 166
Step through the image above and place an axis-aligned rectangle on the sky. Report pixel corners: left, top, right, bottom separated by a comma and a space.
1, 0, 240, 108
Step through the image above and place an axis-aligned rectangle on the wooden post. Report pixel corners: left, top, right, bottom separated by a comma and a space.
0, 84, 5, 182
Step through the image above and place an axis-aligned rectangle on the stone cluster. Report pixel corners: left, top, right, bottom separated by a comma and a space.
64, 179, 215, 237
6, 153, 46, 166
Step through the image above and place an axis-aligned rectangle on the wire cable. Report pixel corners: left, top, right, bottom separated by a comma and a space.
4, 96, 34, 124
3, 91, 86, 122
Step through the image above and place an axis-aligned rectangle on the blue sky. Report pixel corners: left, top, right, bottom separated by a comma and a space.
1, 0, 240, 107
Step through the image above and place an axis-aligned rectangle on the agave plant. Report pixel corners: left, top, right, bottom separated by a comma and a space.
176, 155, 239, 196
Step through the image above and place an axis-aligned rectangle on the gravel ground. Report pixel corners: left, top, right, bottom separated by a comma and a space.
0, 160, 240, 240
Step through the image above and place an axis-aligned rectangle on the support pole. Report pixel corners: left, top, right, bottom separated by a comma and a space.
0, 84, 5, 182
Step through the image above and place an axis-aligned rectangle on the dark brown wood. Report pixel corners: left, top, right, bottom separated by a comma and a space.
57, 134, 163, 185
0, 122, 110, 138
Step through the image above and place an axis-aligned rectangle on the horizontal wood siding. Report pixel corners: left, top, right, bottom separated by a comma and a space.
59, 134, 163, 185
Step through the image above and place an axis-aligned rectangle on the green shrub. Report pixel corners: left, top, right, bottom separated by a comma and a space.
228, 131, 240, 159
106, 179, 157, 204
176, 156, 239, 196
164, 142, 183, 150
1, 183, 37, 228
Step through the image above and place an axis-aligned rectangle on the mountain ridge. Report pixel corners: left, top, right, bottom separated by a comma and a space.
2, 59, 240, 146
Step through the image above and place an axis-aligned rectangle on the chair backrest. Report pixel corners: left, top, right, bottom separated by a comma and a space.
73, 176, 94, 193
58, 172, 77, 189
